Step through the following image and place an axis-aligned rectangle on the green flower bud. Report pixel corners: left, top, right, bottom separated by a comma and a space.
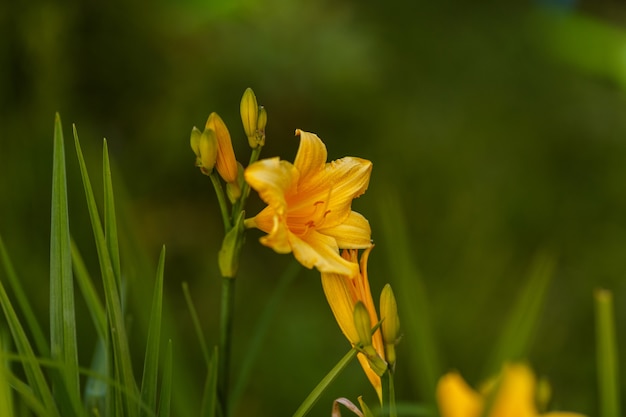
380, 284, 400, 367
198, 128, 218, 175
353, 301, 373, 348
226, 181, 241, 203
218, 211, 245, 278
240, 88, 259, 147
255, 105, 267, 147
190, 126, 202, 161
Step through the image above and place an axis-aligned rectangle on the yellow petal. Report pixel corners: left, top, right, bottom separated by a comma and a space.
356, 352, 383, 401
313, 157, 372, 227
490, 364, 537, 417
290, 231, 358, 275
437, 372, 483, 417
321, 272, 360, 344
294, 130, 327, 179
258, 215, 292, 253
245, 158, 298, 216
323, 211, 372, 248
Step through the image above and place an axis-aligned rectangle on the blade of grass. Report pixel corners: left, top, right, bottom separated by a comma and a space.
73, 125, 138, 417
84, 337, 108, 417
4, 368, 47, 417
483, 252, 554, 376
139, 246, 166, 417
595, 289, 621, 417
0, 278, 59, 417
182, 282, 211, 366
0, 235, 49, 357
376, 189, 440, 400
50, 114, 81, 417
230, 259, 300, 411
71, 239, 106, 342
103, 139, 122, 290
292, 348, 359, 417
0, 336, 14, 417
200, 347, 219, 417
158, 340, 173, 417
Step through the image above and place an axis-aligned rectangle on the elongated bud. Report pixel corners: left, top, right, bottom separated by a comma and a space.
191, 127, 217, 175
380, 284, 400, 367
354, 301, 373, 348
256, 106, 267, 147
257, 106, 267, 132
353, 303, 387, 375
240, 88, 259, 147
218, 211, 245, 277
190, 126, 202, 163
206, 112, 239, 183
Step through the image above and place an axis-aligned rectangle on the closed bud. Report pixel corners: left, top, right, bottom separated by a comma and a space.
218, 212, 245, 278
380, 284, 400, 367
240, 88, 259, 147
206, 112, 239, 183
353, 301, 373, 348
190, 126, 202, 161
255, 106, 267, 147
198, 128, 218, 175
226, 181, 241, 203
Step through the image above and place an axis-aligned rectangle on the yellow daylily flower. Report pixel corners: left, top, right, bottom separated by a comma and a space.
244, 130, 372, 275
321, 247, 386, 400
437, 363, 586, 417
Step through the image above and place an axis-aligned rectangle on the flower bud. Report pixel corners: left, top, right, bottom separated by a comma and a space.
206, 112, 238, 183
240, 88, 259, 148
190, 126, 202, 161
198, 128, 218, 175
226, 181, 241, 203
353, 301, 373, 348
218, 212, 245, 278
257, 106, 267, 132
380, 284, 400, 367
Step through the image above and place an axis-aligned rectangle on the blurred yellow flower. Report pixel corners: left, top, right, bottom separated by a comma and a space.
321, 247, 386, 400
437, 363, 585, 417
244, 130, 372, 275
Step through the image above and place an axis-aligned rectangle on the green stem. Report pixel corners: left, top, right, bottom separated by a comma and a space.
210, 173, 232, 231
292, 348, 358, 417
231, 147, 262, 217
595, 288, 621, 417
386, 371, 397, 417
218, 277, 236, 417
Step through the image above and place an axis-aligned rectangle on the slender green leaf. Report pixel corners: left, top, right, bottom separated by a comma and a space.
84, 338, 108, 417
376, 189, 440, 399
0, 337, 14, 417
182, 282, 211, 366
200, 347, 219, 417
139, 246, 166, 417
595, 289, 621, 417
484, 252, 554, 376
71, 239, 107, 342
0, 235, 49, 357
230, 260, 300, 411
158, 340, 173, 417
292, 348, 358, 417
0, 278, 59, 417
103, 139, 122, 291
4, 368, 48, 417
73, 125, 138, 417
50, 113, 83, 416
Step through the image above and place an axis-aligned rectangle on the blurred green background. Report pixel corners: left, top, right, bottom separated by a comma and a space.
2, 0, 626, 415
